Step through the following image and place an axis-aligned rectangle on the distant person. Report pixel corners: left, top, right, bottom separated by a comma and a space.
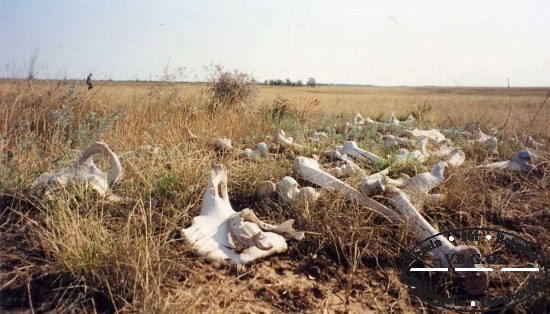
86, 73, 94, 90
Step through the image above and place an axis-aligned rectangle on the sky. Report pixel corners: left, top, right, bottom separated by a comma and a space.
1, 0, 549, 86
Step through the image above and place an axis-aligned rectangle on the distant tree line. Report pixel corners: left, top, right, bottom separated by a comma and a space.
264, 77, 316, 87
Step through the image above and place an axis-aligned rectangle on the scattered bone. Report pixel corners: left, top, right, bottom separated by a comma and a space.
330, 154, 365, 178
275, 129, 304, 150
384, 186, 489, 296
30, 141, 122, 199
182, 164, 304, 264
293, 157, 403, 223
389, 113, 416, 126
277, 176, 320, 204
478, 150, 544, 172
183, 126, 198, 141
402, 162, 446, 195
525, 136, 545, 149
445, 148, 466, 167
239, 142, 268, 159
394, 138, 429, 164
359, 169, 408, 196
401, 128, 447, 144
214, 138, 234, 151
342, 141, 384, 164
136, 145, 161, 157
325, 145, 344, 160
256, 181, 277, 199
308, 131, 328, 142
382, 135, 416, 149
353, 113, 365, 125
463, 122, 498, 149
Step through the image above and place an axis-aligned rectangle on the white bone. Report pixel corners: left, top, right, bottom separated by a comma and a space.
359, 169, 408, 196
308, 131, 328, 142
275, 129, 303, 150
384, 186, 489, 296
239, 142, 269, 159
525, 136, 545, 149
445, 148, 466, 167
30, 141, 122, 198
389, 113, 416, 126
402, 162, 447, 195
478, 150, 544, 172
342, 141, 384, 164
382, 135, 416, 149
401, 128, 447, 144
329, 154, 365, 178
353, 113, 365, 125
182, 164, 303, 264
214, 138, 234, 151
256, 181, 277, 200
325, 145, 344, 160
277, 176, 320, 204
460, 122, 498, 155
394, 138, 429, 164
183, 126, 198, 141
292, 157, 403, 223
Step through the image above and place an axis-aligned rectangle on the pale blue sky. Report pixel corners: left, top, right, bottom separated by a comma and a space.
1, 0, 549, 86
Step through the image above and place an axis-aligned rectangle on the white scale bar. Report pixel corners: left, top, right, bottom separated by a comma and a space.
455, 268, 494, 272
410, 268, 448, 272
501, 268, 539, 272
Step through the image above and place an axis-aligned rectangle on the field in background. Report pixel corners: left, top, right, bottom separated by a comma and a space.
1, 80, 549, 313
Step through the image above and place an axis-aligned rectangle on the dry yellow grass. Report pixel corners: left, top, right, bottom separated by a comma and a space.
0, 79, 548, 313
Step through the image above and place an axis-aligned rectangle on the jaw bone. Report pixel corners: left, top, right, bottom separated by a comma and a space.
292, 157, 403, 223
384, 186, 489, 296
182, 164, 304, 264
30, 141, 122, 199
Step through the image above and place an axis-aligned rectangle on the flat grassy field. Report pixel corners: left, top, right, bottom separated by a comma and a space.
1, 79, 549, 313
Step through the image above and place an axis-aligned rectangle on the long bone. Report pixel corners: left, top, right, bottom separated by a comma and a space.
30, 141, 122, 198
384, 186, 489, 296
292, 157, 403, 223
182, 164, 304, 264
478, 150, 544, 172
342, 141, 384, 164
